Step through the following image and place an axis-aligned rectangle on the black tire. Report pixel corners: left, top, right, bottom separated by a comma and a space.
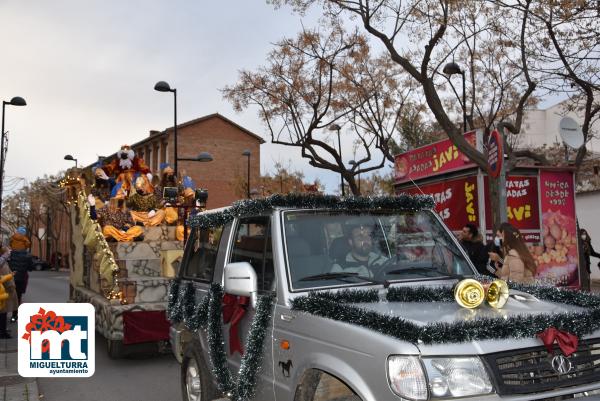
34, 264, 43, 271
107, 339, 124, 359
181, 343, 218, 401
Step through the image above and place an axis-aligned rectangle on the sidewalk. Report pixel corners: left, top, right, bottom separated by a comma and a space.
0, 322, 39, 401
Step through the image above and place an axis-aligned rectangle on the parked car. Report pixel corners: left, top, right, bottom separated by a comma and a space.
170, 195, 600, 401
31, 256, 51, 271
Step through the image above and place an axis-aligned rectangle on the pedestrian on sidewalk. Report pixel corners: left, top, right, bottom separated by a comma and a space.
487, 228, 504, 276
0, 247, 18, 339
458, 223, 488, 275
8, 227, 33, 323
497, 222, 537, 283
580, 228, 600, 274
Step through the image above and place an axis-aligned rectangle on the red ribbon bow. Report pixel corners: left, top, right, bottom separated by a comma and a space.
222, 294, 249, 355
536, 327, 579, 357
22, 308, 72, 353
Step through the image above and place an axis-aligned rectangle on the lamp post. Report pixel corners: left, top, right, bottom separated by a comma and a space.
242, 149, 251, 199
0, 96, 27, 223
496, 121, 517, 224
328, 123, 344, 196
443, 62, 467, 132
64, 154, 78, 168
154, 81, 178, 177
349, 160, 360, 194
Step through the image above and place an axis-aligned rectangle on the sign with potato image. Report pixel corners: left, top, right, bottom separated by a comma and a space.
536, 171, 579, 287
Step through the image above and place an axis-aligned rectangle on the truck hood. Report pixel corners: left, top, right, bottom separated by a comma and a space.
354, 290, 585, 326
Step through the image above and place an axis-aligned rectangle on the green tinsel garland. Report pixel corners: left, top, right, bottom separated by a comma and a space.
232, 292, 275, 401
167, 282, 275, 401
207, 284, 235, 394
291, 283, 600, 344
188, 193, 435, 229
167, 279, 183, 322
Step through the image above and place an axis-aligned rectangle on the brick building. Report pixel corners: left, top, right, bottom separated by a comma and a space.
102, 113, 264, 209
33, 114, 263, 267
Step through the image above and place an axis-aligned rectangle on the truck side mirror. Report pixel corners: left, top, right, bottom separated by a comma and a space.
224, 262, 257, 308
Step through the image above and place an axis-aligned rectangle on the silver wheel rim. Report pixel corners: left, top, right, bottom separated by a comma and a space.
186, 358, 202, 401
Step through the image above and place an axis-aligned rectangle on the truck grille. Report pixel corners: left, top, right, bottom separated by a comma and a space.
483, 339, 600, 395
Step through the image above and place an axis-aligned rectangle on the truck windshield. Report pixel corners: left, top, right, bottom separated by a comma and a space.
283, 210, 474, 290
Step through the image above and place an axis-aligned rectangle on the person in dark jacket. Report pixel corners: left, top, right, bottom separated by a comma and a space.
8, 249, 33, 322
458, 223, 488, 275
580, 228, 600, 274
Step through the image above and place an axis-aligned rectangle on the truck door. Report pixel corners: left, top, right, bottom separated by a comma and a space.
225, 215, 275, 400
177, 223, 228, 359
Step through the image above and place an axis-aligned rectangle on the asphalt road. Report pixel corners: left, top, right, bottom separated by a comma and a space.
22, 270, 181, 401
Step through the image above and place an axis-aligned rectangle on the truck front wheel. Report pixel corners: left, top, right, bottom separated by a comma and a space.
181, 344, 217, 401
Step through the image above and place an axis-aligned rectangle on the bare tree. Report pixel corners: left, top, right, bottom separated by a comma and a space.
3, 175, 67, 258
512, 0, 600, 167
267, 0, 543, 227
223, 24, 418, 195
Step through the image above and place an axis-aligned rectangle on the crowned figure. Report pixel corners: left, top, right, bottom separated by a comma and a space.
96, 145, 152, 194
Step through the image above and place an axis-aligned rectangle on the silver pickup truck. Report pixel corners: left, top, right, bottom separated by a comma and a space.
169, 195, 600, 401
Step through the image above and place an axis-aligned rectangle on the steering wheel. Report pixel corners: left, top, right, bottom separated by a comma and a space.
371, 256, 404, 281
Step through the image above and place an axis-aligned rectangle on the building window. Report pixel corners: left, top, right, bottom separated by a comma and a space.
146, 146, 152, 170
153, 144, 159, 172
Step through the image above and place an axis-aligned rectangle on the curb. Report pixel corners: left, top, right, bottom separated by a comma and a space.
1, 323, 40, 401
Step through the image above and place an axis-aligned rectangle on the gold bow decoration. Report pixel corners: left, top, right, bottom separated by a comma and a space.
454, 278, 509, 309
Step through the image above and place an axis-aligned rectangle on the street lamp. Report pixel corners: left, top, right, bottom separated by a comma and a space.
0, 96, 27, 223
328, 123, 344, 196
64, 154, 78, 167
349, 160, 360, 194
242, 149, 251, 199
178, 152, 214, 162
443, 62, 467, 133
154, 81, 178, 177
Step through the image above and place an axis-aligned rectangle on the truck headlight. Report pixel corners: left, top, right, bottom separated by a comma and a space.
422, 357, 493, 398
387, 356, 428, 400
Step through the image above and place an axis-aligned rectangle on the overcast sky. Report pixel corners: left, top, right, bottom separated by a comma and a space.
0, 1, 380, 194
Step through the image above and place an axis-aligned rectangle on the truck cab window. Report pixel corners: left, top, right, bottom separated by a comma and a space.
230, 216, 274, 292
182, 226, 223, 281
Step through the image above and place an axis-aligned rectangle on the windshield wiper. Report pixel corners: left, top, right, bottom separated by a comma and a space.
386, 267, 440, 277
298, 272, 387, 286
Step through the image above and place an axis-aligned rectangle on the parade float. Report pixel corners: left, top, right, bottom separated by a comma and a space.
66, 146, 194, 357
394, 130, 581, 287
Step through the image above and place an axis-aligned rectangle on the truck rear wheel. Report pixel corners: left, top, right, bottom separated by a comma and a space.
107, 339, 124, 359
181, 344, 217, 401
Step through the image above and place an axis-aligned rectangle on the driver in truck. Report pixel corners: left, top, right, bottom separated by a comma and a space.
331, 223, 388, 278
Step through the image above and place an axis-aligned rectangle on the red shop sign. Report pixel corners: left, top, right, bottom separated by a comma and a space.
535, 171, 579, 287
487, 129, 503, 178
394, 131, 477, 184
400, 176, 479, 232
484, 175, 540, 232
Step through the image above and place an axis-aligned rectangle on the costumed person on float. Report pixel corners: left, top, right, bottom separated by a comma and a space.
127, 175, 167, 227
96, 145, 152, 194
175, 175, 196, 242
90, 183, 144, 242
91, 159, 114, 209
153, 163, 179, 225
